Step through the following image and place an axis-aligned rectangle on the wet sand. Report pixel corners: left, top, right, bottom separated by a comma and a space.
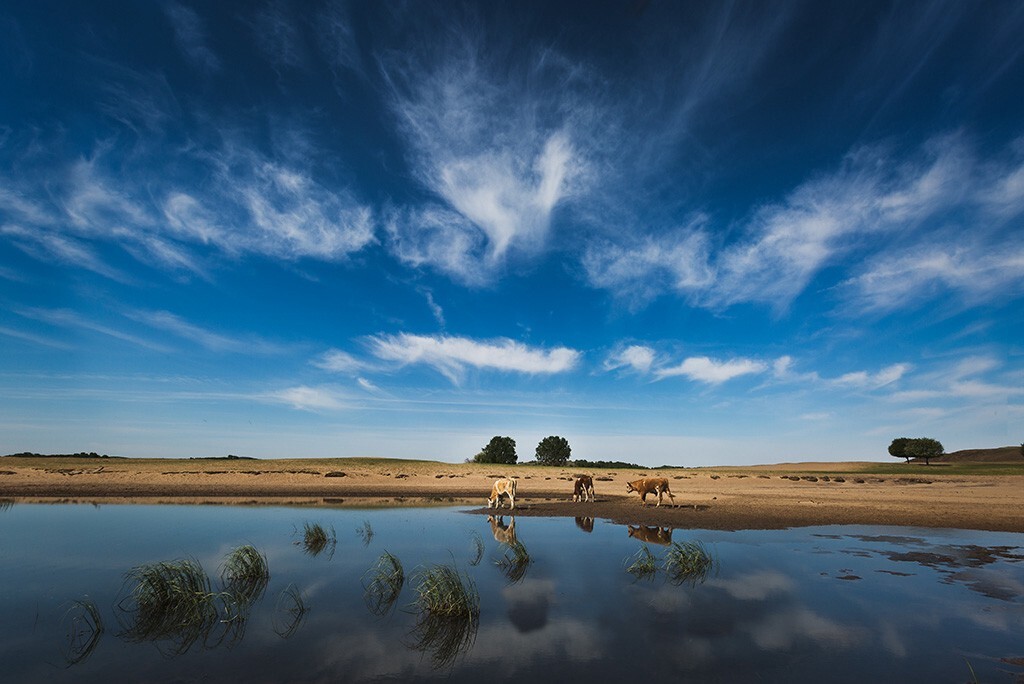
1, 457, 1021, 532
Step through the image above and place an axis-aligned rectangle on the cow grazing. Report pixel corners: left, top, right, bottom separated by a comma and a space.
627, 525, 673, 545
625, 477, 676, 506
573, 474, 595, 502
487, 477, 517, 510
488, 515, 517, 544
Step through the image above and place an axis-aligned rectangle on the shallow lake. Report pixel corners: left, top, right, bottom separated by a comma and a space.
0, 502, 1022, 683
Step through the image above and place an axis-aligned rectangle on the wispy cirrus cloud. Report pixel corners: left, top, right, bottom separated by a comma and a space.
125, 309, 288, 355
832, 363, 910, 390
654, 356, 768, 384
583, 133, 1024, 315
365, 333, 580, 384
163, 2, 221, 73
381, 16, 584, 283
0, 133, 375, 280
269, 385, 348, 411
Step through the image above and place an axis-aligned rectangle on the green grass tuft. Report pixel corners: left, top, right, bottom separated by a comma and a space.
496, 539, 532, 583
625, 545, 658, 580
220, 545, 270, 605
363, 550, 405, 616
116, 558, 242, 655
298, 521, 337, 558
357, 520, 375, 546
663, 540, 716, 586
409, 562, 479, 668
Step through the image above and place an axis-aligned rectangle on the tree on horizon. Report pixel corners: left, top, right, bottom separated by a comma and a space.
535, 435, 571, 466
474, 436, 517, 464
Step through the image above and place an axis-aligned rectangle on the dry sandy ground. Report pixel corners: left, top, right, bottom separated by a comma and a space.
1, 457, 1022, 532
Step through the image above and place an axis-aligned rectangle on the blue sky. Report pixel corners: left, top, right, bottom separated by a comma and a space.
1, 1, 1022, 465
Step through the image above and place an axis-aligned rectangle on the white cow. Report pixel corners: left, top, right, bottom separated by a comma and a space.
487, 477, 517, 510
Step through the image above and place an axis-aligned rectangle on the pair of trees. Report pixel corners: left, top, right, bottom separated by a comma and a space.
473, 435, 572, 466
888, 437, 944, 465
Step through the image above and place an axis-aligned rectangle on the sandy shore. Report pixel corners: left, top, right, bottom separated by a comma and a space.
1, 457, 1022, 532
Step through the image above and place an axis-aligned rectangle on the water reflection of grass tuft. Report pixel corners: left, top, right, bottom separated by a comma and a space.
363, 551, 405, 616
357, 520, 374, 546
221, 545, 270, 604
273, 583, 308, 639
116, 558, 243, 655
663, 540, 716, 586
298, 522, 337, 558
625, 545, 658, 580
496, 539, 532, 583
468, 531, 484, 566
60, 598, 104, 666
409, 563, 479, 668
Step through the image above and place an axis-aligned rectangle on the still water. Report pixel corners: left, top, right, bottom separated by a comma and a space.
0, 502, 1021, 683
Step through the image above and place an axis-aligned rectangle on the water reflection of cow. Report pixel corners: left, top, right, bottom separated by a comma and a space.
575, 517, 594, 533
627, 525, 673, 545
488, 515, 517, 545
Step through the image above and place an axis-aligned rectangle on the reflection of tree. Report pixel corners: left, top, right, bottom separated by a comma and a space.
60, 599, 103, 666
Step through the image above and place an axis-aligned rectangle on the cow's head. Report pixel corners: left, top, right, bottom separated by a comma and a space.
625, 481, 637, 493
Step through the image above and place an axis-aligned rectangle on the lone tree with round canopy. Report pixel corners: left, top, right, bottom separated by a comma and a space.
889, 437, 944, 465
535, 435, 571, 466
474, 436, 517, 464
888, 437, 912, 463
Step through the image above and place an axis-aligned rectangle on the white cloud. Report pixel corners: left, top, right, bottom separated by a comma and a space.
655, 356, 767, 384
366, 333, 580, 383
604, 345, 656, 374
269, 385, 347, 411
833, 363, 910, 389
841, 241, 1024, 313
582, 133, 1024, 314
314, 349, 368, 374
382, 24, 583, 283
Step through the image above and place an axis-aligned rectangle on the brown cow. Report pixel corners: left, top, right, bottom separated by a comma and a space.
488, 515, 517, 544
487, 477, 517, 509
573, 474, 595, 502
627, 525, 673, 545
626, 477, 676, 506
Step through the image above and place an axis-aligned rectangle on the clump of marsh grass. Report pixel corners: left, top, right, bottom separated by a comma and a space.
116, 558, 240, 655
273, 583, 308, 639
356, 520, 374, 546
297, 521, 337, 559
468, 532, 484, 567
220, 545, 270, 605
496, 539, 532, 583
409, 563, 479, 668
60, 598, 104, 666
363, 550, 405, 616
625, 545, 658, 581
663, 540, 716, 586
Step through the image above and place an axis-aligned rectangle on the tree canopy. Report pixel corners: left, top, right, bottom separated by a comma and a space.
889, 437, 944, 465
535, 435, 571, 466
474, 436, 517, 464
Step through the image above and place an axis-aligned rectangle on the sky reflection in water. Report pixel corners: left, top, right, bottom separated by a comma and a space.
0, 503, 1022, 683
